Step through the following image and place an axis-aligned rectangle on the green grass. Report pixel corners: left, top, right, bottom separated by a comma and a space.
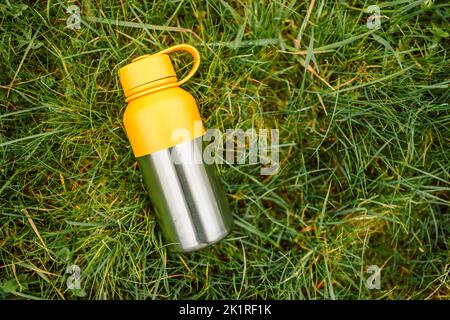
0, 0, 449, 299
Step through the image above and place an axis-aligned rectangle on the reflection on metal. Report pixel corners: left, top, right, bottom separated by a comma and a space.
137, 137, 233, 252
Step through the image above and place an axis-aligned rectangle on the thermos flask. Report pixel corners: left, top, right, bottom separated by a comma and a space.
118, 44, 233, 252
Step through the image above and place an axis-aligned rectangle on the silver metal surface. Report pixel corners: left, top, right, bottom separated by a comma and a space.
137, 137, 233, 252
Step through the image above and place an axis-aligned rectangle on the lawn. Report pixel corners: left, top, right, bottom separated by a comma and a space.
0, 0, 449, 299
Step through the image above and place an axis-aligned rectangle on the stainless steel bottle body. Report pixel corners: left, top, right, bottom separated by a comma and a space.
137, 137, 233, 252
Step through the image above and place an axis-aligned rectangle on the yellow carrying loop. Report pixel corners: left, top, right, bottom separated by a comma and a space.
155, 44, 201, 87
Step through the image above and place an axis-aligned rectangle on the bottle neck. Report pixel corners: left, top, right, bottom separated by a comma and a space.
125, 76, 178, 103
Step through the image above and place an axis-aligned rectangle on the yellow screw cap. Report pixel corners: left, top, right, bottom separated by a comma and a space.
118, 54, 177, 99
118, 44, 200, 101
